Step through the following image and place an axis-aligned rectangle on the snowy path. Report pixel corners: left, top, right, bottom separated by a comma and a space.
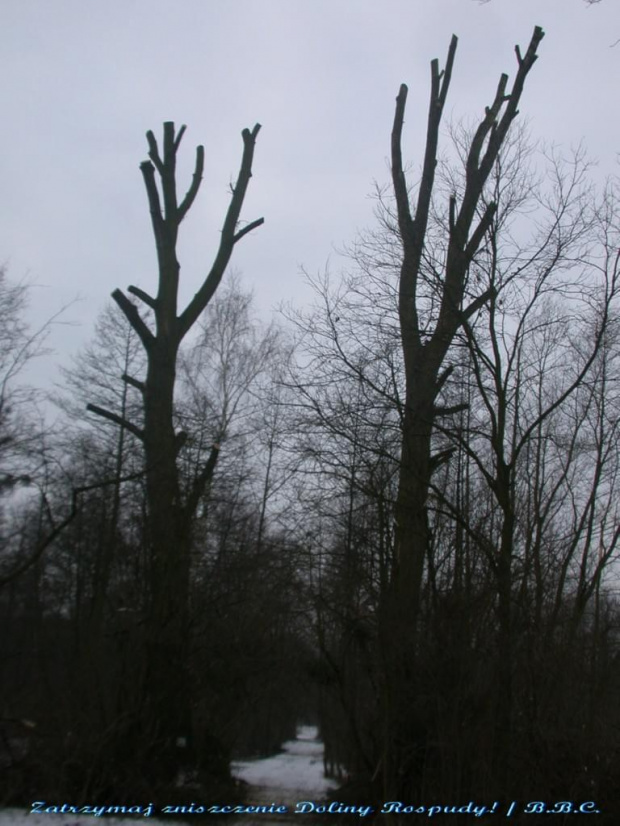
0, 727, 337, 826
232, 724, 338, 811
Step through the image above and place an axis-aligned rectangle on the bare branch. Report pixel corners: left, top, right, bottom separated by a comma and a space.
429, 447, 456, 471
86, 403, 145, 441
0, 494, 79, 589
233, 217, 265, 243
173, 124, 187, 151
112, 289, 155, 351
161, 121, 178, 223
478, 26, 545, 183
183, 444, 220, 519
178, 145, 205, 223
436, 364, 455, 393
146, 130, 164, 174
121, 373, 145, 393
391, 84, 413, 241
0, 466, 149, 589
178, 124, 263, 340
462, 285, 497, 320
434, 402, 469, 417
140, 161, 165, 254
127, 285, 157, 309
464, 202, 497, 262
466, 74, 508, 185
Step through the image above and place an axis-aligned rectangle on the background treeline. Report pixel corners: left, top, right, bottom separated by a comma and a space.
1, 30, 620, 821
0, 276, 316, 801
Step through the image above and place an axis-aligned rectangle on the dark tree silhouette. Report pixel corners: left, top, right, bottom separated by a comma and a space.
379, 26, 544, 797
88, 121, 262, 781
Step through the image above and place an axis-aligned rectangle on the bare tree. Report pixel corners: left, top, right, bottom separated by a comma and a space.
377, 25, 544, 796
431, 140, 620, 788
0, 267, 51, 495
88, 121, 263, 780
0, 268, 75, 591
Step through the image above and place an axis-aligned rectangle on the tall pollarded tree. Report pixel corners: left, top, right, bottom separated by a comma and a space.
88, 121, 262, 780
381, 26, 544, 796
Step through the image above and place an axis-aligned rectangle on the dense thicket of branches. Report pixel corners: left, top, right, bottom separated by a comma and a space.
1, 25, 620, 821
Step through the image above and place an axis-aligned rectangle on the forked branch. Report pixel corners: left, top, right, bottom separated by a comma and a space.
178, 124, 263, 339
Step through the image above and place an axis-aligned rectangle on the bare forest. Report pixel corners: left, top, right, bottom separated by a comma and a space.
1, 21, 620, 824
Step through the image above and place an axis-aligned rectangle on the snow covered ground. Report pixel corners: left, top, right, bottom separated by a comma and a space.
232, 724, 338, 798
0, 726, 335, 826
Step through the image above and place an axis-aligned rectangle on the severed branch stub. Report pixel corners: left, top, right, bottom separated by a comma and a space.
127, 285, 156, 309
86, 403, 145, 442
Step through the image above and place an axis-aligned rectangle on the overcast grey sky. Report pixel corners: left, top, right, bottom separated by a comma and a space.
1, 0, 619, 384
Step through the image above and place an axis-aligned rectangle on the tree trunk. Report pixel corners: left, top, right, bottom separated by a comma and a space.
140, 344, 190, 775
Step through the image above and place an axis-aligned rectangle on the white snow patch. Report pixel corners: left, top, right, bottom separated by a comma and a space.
232, 725, 338, 796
